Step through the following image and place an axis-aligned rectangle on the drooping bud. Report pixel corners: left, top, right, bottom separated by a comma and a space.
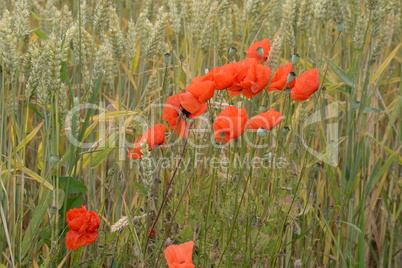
257, 127, 268, 137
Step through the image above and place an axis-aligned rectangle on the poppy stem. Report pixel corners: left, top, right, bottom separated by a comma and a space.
144, 137, 189, 255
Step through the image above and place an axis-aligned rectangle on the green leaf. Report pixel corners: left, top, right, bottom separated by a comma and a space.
179, 225, 193, 241
56, 189, 65, 209
326, 57, 354, 88
58, 176, 87, 194
89, 147, 115, 168
21, 189, 52, 258
88, 132, 119, 168
370, 43, 401, 84
66, 194, 84, 210
135, 182, 148, 195
60, 61, 69, 82
362, 107, 385, 113
30, 11, 41, 21
33, 29, 50, 40
14, 121, 44, 154
24, 103, 45, 119
340, 221, 362, 233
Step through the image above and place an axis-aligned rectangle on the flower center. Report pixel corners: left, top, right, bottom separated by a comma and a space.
180, 106, 191, 118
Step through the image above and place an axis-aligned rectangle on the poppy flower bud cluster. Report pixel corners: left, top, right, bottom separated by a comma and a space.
127, 39, 320, 159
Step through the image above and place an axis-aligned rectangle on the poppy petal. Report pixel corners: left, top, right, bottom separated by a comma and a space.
290, 68, 320, 102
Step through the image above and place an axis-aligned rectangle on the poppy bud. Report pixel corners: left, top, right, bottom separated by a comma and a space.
165, 238, 173, 247
291, 54, 300, 64
186, 118, 195, 125
264, 152, 273, 159
228, 47, 237, 57
163, 53, 171, 65
257, 127, 268, 137
352, 101, 360, 110
256, 47, 264, 57
50, 206, 58, 214
283, 126, 290, 135
259, 105, 267, 113
287, 72, 296, 84
313, 162, 322, 171
49, 155, 60, 165
336, 22, 344, 33
107, 168, 115, 177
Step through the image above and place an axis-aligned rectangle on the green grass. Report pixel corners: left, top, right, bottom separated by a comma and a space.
0, 0, 401, 267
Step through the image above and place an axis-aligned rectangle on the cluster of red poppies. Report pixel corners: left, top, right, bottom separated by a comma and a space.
127, 39, 320, 159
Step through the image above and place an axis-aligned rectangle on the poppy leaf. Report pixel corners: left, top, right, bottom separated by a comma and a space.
66, 194, 84, 211
135, 182, 148, 195
58, 177, 87, 194
326, 57, 354, 88
180, 225, 193, 241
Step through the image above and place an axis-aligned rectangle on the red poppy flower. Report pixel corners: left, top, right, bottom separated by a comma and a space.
164, 241, 195, 268
267, 63, 296, 92
206, 63, 239, 90
163, 94, 207, 138
227, 59, 271, 98
213, 106, 249, 143
180, 80, 215, 113
127, 123, 166, 159
66, 206, 100, 250
148, 229, 156, 237
290, 68, 320, 102
247, 109, 283, 131
245, 39, 271, 63
187, 64, 238, 92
